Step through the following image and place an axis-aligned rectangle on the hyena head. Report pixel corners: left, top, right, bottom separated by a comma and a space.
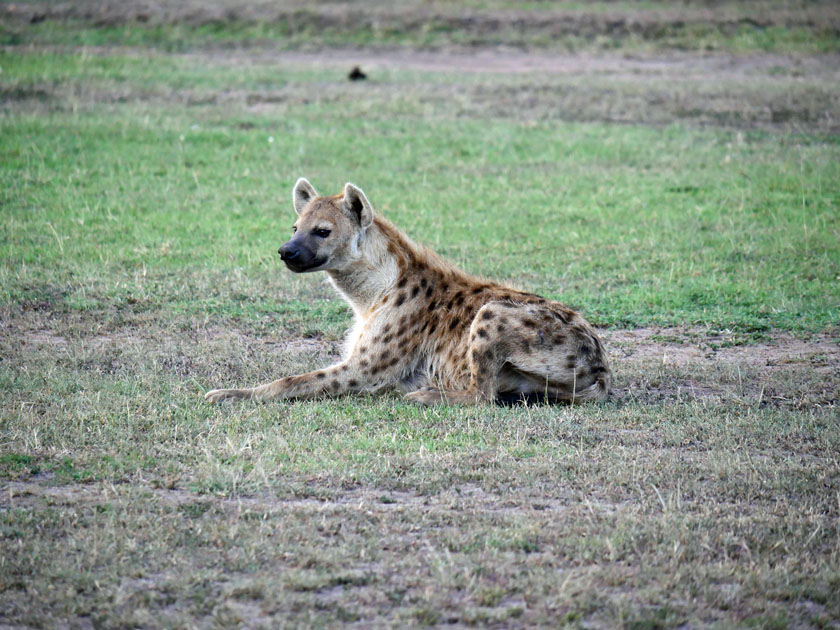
278, 178, 374, 273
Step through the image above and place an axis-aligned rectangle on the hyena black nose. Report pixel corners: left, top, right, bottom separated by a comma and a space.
279, 245, 299, 261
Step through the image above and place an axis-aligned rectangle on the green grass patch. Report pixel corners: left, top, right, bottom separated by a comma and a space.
0, 453, 40, 478
1, 70, 838, 330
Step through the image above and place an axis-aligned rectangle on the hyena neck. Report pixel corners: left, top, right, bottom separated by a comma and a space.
326, 217, 404, 316
327, 216, 453, 316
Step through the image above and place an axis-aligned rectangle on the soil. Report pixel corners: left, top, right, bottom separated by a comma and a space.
604, 326, 839, 372
251, 48, 840, 132
208, 46, 837, 78
602, 327, 840, 408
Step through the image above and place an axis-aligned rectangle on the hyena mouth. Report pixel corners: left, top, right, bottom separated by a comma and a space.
283, 256, 328, 273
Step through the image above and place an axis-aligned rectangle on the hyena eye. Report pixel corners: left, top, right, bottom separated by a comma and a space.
292, 226, 297, 233
313, 228, 331, 238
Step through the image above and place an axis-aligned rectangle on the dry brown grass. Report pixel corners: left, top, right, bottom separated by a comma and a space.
2, 304, 838, 628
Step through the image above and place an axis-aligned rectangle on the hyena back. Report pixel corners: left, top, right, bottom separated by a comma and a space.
205, 179, 611, 405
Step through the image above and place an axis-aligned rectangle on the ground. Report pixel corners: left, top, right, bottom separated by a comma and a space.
1, 1, 839, 629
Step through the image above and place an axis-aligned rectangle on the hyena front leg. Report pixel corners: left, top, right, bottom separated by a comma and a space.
204, 361, 370, 403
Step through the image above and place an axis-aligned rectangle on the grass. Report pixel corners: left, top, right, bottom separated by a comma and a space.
10, 20, 839, 55
3, 1, 839, 54
1, 4, 839, 628
2, 52, 838, 331
3, 308, 839, 623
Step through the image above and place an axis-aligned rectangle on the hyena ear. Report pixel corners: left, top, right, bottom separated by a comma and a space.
342, 183, 374, 229
292, 178, 318, 216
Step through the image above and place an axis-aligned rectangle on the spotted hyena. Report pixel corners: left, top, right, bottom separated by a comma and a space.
205, 179, 611, 405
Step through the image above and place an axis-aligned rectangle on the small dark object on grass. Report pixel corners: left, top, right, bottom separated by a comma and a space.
348, 66, 367, 81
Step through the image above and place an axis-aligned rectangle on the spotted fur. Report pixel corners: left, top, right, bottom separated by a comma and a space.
205, 179, 611, 405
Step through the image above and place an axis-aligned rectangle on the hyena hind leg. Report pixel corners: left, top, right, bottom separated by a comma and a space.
499, 305, 611, 403
406, 301, 611, 406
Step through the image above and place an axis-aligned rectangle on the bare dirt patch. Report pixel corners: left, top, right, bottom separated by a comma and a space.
233, 47, 840, 132
236, 48, 840, 132
605, 326, 839, 409
2, 479, 574, 518
0, 475, 633, 627
605, 326, 840, 371
215, 46, 838, 78
2, 442, 836, 628
6, 43, 837, 133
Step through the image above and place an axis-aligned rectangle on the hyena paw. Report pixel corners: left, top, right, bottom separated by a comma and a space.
404, 388, 446, 406
204, 388, 248, 403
